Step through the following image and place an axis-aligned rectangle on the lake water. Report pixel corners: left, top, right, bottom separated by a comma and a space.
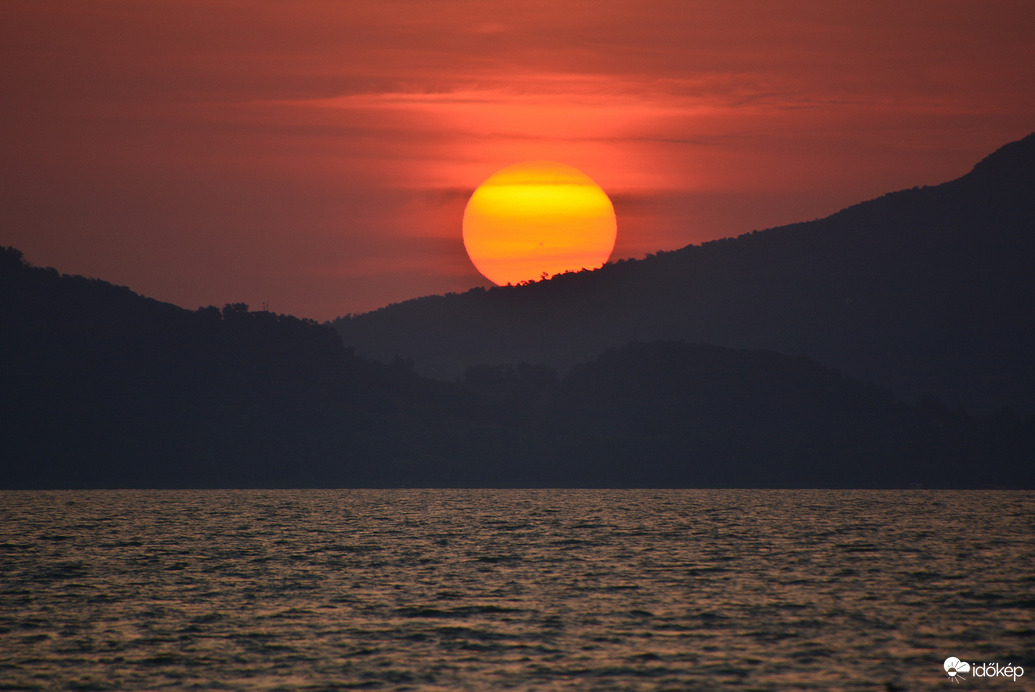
0, 490, 1032, 690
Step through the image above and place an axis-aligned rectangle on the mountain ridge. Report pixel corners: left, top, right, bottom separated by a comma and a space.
3, 232, 1032, 487
334, 133, 1035, 414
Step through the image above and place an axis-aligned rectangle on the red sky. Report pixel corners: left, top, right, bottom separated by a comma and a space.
2, 1, 1033, 320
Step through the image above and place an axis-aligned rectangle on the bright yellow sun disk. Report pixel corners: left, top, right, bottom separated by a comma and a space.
462, 162, 617, 286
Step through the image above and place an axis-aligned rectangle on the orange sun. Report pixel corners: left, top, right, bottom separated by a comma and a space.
462, 161, 617, 286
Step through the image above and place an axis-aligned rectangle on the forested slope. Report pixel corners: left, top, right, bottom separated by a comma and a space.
335, 133, 1035, 414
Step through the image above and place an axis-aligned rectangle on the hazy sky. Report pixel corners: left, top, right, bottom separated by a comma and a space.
3, 1, 1033, 319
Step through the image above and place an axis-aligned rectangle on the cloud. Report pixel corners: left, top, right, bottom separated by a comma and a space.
2, 0, 1033, 319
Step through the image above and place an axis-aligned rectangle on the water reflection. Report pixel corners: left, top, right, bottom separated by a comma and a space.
1, 489, 1032, 690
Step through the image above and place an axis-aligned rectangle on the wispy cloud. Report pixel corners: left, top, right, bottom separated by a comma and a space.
2, 0, 1033, 318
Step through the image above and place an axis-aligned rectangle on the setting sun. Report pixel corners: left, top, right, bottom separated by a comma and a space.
462, 161, 617, 286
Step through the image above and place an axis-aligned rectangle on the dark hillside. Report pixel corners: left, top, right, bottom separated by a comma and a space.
0, 247, 487, 487
452, 342, 1034, 488
334, 133, 1035, 414
3, 246, 1031, 488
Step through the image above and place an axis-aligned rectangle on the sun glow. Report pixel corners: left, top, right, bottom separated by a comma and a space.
462, 161, 617, 286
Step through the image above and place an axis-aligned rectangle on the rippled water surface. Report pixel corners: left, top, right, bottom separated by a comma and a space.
1, 490, 1032, 690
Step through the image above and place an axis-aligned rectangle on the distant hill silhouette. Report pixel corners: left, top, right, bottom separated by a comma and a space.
0, 246, 486, 487
334, 133, 1035, 415
4, 245, 1031, 487
3, 245, 1033, 488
